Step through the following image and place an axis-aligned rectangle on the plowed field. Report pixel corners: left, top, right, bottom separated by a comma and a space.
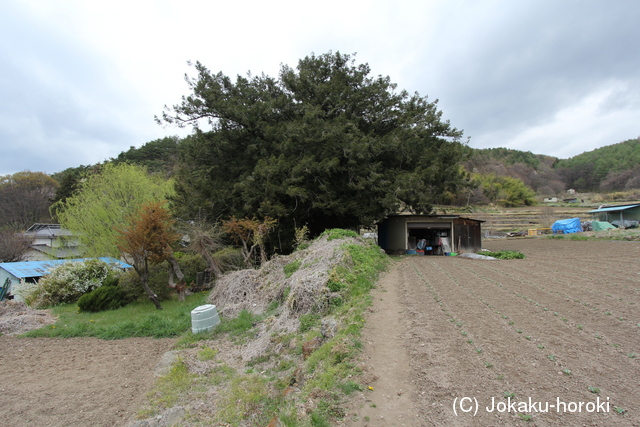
353, 238, 640, 426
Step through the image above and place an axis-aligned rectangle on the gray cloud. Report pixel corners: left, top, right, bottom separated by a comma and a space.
415, 1, 640, 153
1, 0, 639, 176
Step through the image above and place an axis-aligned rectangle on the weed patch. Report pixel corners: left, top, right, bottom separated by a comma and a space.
283, 259, 302, 278
482, 250, 525, 259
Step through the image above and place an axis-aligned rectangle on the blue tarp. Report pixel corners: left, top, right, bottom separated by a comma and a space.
551, 218, 582, 234
0, 257, 133, 279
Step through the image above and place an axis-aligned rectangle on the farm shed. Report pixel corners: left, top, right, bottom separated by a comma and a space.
587, 203, 640, 224
377, 215, 484, 254
0, 257, 132, 301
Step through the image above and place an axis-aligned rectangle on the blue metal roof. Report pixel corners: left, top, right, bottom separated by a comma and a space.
0, 257, 133, 279
587, 203, 640, 213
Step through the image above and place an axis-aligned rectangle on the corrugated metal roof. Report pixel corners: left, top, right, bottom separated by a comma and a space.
24, 223, 74, 237
385, 214, 485, 222
25, 223, 61, 232
0, 257, 133, 279
587, 203, 640, 213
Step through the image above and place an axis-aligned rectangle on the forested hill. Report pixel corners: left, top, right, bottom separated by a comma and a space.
467, 138, 640, 192
554, 138, 640, 191
470, 147, 553, 169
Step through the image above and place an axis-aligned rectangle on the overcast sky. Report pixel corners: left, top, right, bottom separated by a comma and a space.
2, 0, 639, 176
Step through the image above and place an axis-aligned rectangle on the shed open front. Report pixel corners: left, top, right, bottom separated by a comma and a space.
406, 221, 451, 255
378, 215, 484, 255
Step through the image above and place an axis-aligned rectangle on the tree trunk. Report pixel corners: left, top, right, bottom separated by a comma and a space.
166, 255, 187, 302
201, 250, 223, 281
135, 263, 162, 310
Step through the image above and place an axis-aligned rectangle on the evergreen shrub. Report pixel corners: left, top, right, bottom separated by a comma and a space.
77, 281, 128, 312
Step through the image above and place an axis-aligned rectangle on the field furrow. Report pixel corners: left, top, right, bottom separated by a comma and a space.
395, 238, 640, 426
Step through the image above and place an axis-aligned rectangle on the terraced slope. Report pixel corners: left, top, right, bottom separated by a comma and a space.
467, 206, 593, 234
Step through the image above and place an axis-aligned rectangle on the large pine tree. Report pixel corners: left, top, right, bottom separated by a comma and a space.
160, 52, 471, 242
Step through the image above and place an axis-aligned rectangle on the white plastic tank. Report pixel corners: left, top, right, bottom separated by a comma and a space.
191, 304, 220, 333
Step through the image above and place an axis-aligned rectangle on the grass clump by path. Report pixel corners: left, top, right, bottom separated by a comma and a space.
21, 292, 209, 339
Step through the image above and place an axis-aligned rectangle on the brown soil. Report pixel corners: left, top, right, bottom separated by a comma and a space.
349, 238, 640, 426
0, 335, 176, 427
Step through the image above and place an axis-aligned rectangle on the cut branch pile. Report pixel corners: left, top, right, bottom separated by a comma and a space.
0, 300, 57, 336
207, 233, 362, 359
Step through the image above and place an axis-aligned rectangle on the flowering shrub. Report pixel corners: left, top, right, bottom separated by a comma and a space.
20, 259, 122, 308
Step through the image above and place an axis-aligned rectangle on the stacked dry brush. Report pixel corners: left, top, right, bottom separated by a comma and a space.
207, 233, 361, 360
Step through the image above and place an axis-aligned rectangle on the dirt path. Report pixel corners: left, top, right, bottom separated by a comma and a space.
0, 337, 175, 427
350, 239, 640, 426
351, 264, 421, 426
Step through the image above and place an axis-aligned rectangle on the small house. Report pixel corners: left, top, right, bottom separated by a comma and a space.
0, 257, 132, 301
22, 224, 82, 261
377, 214, 484, 255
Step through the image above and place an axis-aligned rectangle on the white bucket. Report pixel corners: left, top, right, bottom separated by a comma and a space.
191, 304, 220, 333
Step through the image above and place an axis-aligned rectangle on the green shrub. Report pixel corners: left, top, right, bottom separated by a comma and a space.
19, 259, 122, 308
212, 247, 245, 272
173, 252, 208, 286
102, 275, 120, 288
213, 309, 259, 336
118, 267, 173, 302
299, 312, 321, 332
294, 225, 310, 248
77, 283, 128, 313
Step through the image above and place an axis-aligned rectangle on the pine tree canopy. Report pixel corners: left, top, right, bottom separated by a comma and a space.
160, 52, 471, 240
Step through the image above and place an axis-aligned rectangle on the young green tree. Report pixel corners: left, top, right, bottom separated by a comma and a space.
475, 173, 537, 207
116, 201, 183, 309
53, 163, 174, 257
160, 52, 470, 243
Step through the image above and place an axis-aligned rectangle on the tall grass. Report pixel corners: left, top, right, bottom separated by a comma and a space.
22, 292, 209, 339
